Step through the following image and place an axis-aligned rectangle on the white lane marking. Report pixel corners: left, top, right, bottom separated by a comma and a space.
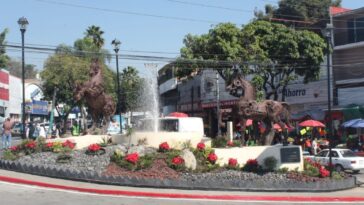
0, 181, 363, 204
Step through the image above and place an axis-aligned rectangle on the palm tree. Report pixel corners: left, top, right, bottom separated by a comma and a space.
85, 25, 105, 49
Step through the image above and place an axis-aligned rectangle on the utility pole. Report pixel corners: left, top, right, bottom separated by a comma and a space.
191, 86, 194, 116
48, 88, 58, 137
216, 72, 221, 137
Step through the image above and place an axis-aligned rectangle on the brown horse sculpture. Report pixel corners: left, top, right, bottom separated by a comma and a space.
226, 70, 291, 145
74, 59, 116, 134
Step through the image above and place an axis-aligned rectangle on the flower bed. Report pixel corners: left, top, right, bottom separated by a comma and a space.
0, 140, 356, 192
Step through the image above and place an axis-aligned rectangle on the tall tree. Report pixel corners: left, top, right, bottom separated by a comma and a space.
7, 59, 38, 79
120, 66, 143, 113
0, 28, 9, 68
85, 25, 105, 49
242, 21, 326, 100
177, 21, 326, 101
255, 0, 341, 28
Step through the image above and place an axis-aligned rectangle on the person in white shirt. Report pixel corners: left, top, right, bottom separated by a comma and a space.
312, 138, 318, 155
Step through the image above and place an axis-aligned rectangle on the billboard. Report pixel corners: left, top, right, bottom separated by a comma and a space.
24, 100, 49, 115
107, 115, 126, 134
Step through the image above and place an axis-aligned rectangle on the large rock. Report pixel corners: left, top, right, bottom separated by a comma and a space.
181, 149, 196, 170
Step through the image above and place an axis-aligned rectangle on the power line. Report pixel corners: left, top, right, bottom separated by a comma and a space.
34, 0, 220, 24
165, 0, 252, 13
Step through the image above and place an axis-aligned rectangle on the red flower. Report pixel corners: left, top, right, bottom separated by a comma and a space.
62, 140, 75, 149
9, 146, 18, 152
207, 153, 218, 163
88, 144, 101, 152
319, 167, 330, 178
246, 159, 258, 166
25, 141, 37, 149
227, 141, 234, 147
46, 142, 54, 148
228, 158, 238, 167
197, 142, 205, 151
159, 142, 170, 152
171, 156, 184, 165
125, 152, 139, 164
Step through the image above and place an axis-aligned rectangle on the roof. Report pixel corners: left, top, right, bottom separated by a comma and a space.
332, 7, 364, 18
330, 6, 351, 16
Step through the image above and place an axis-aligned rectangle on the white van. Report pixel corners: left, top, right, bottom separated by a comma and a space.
137, 117, 204, 137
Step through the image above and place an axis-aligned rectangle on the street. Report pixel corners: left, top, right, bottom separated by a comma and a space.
0, 181, 363, 205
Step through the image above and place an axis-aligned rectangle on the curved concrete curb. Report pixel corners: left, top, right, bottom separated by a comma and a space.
0, 159, 357, 192
1, 175, 364, 202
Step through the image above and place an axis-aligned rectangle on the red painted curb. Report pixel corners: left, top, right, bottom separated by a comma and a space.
0, 175, 363, 202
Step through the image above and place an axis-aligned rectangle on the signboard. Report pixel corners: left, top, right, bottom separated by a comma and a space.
24, 100, 49, 115
280, 147, 301, 163
107, 115, 126, 134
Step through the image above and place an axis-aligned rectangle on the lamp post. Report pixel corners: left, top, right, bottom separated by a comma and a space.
18, 17, 28, 139
323, 23, 334, 177
111, 39, 123, 134
216, 72, 221, 137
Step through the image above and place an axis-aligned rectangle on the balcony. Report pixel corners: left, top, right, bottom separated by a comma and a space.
159, 77, 178, 95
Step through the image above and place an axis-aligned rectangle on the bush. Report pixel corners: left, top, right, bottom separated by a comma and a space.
166, 150, 186, 171
158, 142, 170, 153
242, 159, 263, 173
212, 138, 227, 148
192, 147, 219, 172
112, 152, 155, 171
263, 157, 278, 172
276, 167, 289, 174
226, 158, 239, 170
2, 150, 18, 161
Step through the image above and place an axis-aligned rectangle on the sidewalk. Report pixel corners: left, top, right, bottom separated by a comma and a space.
0, 169, 363, 202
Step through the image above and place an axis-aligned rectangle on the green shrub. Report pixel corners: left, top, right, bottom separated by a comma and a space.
276, 167, 289, 174
211, 138, 227, 148
263, 157, 278, 172
242, 159, 263, 174
332, 171, 344, 180
114, 153, 155, 171
233, 140, 242, 147
166, 150, 186, 171
100, 136, 112, 147
2, 150, 18, 161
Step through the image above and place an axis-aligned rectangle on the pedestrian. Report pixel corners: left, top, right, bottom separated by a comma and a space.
39, 124, 46, 138
312, 138, 318, 155
27, 122, 36, 140
2, 118, 14, 149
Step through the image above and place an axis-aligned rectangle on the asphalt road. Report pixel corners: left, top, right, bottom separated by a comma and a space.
1, 181, 363, 205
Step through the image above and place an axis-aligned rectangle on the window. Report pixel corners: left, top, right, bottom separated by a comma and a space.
329, 151, 339, 158
317, 150, 328, 157
340, 150, 356, 157
347, 17, 364, 43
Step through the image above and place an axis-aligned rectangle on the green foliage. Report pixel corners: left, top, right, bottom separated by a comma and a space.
255, 0, 341, 28
181, 140, 192, 150
112, 153, 155, 171
0, 28, 9, 68
263, 157, 278, 172
56, 153, 72, 163
7, 59, 38, 79
120, 66, 144, 112
332, 171, 344, 180
232, 140, 242, 147
192, 147, 219, 172
166, 150, 186, 171
2, 150, 18, 161
99, 136, 112, 147
211, 138, 227, 148
242, 159, 264, 173
276, 167, 289, 174
178, 21, 326, 101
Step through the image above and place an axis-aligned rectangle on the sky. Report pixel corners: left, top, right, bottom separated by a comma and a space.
1, 0, 363, 77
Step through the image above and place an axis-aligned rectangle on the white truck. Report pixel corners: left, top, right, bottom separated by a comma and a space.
305, 148, 364, 173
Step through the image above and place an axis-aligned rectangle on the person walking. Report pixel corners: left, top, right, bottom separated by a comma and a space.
39, 124, 46, 138
2, 118, 14, 149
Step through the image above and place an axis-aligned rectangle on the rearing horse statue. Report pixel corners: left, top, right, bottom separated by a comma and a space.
73, 59, 116, 134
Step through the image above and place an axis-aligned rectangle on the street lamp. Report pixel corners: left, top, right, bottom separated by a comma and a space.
111, 39, 123, 134
322, 23, 334, 177
18, 17, 29, 139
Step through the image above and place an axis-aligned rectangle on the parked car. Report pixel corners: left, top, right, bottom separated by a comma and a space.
304, 148, 364, 173
12, 123, 25, 136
